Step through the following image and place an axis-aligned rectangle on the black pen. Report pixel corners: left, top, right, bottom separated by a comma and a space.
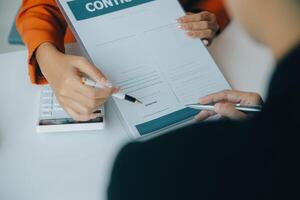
81, 77, 143, 104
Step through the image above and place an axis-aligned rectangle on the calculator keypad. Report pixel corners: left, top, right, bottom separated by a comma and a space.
37, 86, 105, 131
39, 86, 89, 119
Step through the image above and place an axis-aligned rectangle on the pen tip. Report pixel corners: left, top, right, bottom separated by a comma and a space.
136, 99, 143, 104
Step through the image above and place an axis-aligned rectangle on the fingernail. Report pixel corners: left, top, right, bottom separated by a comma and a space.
113, 87, 120, 93
199, 98, 205, 103
90, 114, 98, 120
190, 34, 197, 38
100, 77, 107, 83
214, 103, 221, 112
202, 40, 209, 46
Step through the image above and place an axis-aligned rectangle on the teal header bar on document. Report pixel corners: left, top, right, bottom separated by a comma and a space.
136, 108, 199, 136
67, 0, 155, 21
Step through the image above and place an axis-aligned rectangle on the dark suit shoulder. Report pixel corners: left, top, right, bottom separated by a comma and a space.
108, 120, 269, 200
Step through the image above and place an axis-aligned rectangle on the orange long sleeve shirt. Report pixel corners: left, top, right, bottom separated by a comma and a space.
16, 0, 230, 85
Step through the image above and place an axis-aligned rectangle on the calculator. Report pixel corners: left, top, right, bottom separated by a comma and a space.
37, 86, 105, 133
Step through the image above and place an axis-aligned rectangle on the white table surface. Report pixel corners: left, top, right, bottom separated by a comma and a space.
0, 22, 274, 200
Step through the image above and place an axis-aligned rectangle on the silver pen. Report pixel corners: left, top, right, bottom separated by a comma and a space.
186, 103, 262, 113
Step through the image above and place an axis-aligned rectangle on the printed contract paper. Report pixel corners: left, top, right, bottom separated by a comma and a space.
57, 0, 231, 138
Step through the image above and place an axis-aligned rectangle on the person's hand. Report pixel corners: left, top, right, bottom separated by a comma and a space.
36, 43, 118, 121
195, 90, 263, 121
177, 11, 220, 46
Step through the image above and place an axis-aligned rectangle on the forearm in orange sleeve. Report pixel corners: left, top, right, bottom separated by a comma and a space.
16, 0, 68, 84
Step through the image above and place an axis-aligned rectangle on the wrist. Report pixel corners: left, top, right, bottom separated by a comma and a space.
36, 42, 63, 68
36, 42, 65, 82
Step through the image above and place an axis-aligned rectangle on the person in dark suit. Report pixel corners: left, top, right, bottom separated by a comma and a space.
108, 0, 300, 199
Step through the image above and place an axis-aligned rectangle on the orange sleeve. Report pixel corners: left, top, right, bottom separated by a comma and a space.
16, 0, 68, 85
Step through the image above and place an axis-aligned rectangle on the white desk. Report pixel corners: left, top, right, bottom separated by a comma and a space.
0, 22, 274, 200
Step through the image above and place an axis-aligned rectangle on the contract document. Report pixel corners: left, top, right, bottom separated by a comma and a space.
57, 0, 231, 138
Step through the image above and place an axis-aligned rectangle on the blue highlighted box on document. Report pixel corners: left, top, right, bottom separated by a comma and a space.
136, 108, 199, 135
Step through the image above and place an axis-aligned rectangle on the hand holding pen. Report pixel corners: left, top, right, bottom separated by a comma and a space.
36, 47, 116, 122
191, 90, 263, 121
